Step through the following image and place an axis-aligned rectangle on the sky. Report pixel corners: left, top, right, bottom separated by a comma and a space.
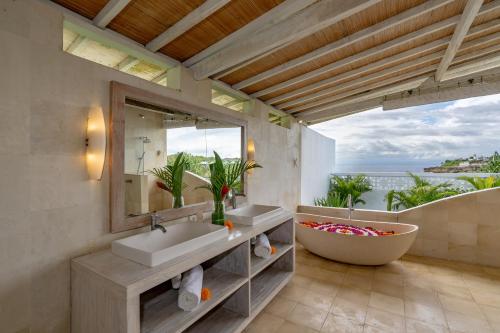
311, 93, 500, 172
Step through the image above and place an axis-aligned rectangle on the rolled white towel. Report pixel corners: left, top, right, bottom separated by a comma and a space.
254, 233, 271, 259
171, 274, 182, 289
178, 265, 203, 311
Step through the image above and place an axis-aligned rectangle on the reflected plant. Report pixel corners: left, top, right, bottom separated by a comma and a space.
148, 152, 188, 208
386, 173, 462, 212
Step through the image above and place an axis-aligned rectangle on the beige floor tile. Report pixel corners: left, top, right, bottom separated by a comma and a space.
330, 297, 368, 324
265, 296, 297, 318
404, 300, 447, 327
365, 307, 405, 332
287, 303, 328, 331
275, 321, 319, 333
480, 304, 500, 325
279, 285, 309, 302
371, 279, 404, 299
405, 318, 449, 333
362, 324, 387, 333
368, 291, 404, 316
373, 271, 404, 286
336, 286, 371, 306
309, 279, 340, 297
435, 283, 474, 301
246, 312, 284, 333
470, 289, 500, 308
321, 313, 363, 333
439, 294, 485, 319
299, 290, 334, 312
289, 274, 313, 288
445, 310, 493, 333
404, 285, 442, 308
343, 273, 373, 291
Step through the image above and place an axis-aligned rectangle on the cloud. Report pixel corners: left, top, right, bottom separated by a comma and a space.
167, 127, 241, 158
311, 93, 500, 166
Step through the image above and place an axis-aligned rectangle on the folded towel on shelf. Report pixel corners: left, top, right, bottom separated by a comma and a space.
171, 274, 182, 289
178, 265, 203, 311
254, 233, 272, 259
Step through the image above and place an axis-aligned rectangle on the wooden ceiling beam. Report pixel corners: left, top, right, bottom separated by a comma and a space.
183, 0, 316, 67
298, 98, 383, 123
93, 0, 132, 28
278, 30, 500, 109
267, 18, 500, 106
233, 0, 453, 90
146, 0, 231, 52
435, 0, 484, 81
116, 55, 140, 71
189, 0, 382, 80
295, 76, 430, 118
65, 35, 87, 53
251, 0, 500, 99
442, 52, 500, 81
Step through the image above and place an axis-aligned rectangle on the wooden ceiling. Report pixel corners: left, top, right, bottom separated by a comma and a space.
52, 0, 500, 123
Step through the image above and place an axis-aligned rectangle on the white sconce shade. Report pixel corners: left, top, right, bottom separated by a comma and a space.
86, 107, 106, 180
247, 138, 255, 175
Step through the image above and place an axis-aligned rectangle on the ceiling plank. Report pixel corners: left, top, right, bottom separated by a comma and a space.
116, 55, 140, 71
296, 75, 430, 118
189, 0, 382, 80
146, 0, 231, 52
233, 0, 453, 90
251, 0, 500, 99
278, 30, 500, 109
435, 0, 484, 81
93, 0, 132, 28
183, 0, 316, 67
267, 18, 500, 105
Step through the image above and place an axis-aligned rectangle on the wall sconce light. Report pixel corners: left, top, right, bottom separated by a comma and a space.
247, 138, 255, 175
86, 107, 106, 180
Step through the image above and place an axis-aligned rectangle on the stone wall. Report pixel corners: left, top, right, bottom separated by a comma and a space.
0, 1, 300, 332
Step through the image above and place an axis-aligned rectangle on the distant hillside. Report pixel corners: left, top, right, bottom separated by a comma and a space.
425, 152, 499, 173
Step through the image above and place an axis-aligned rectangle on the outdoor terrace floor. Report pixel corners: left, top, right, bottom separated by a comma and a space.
244, 243, 500, 333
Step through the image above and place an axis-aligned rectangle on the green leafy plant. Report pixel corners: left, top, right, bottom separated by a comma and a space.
314, 175, 372, 208
313, 192, 347, 208
457, 175, 500, 190
197, 151, 262, 224
148, 152, 188, 208
482, 151, 500, 173
386, 173, 462, 211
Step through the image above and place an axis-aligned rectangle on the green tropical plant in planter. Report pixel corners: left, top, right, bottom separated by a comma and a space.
329, 175, 372, 206
198, 151, 262, 225
314, 192, 347, 208
149, 152, 188, 208
385, 173, 462, 211
457, 175, 500, 190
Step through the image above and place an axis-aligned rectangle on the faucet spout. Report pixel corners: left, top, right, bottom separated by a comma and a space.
151, 213, 167, 233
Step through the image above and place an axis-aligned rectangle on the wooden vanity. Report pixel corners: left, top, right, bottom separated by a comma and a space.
71, 211, 294, 333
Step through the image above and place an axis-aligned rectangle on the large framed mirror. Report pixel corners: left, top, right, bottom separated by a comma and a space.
110, 82, 247, 233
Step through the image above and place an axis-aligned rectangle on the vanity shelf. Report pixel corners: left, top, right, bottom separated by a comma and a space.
250, 242, 293, 277
141, 267, 247, 333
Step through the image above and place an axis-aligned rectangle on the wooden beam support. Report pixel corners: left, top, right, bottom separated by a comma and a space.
267, 18, 500, 106
190, 0, 381, 80
233, 0, 453, 90
435, 0, 484, 81
93, 0, 132, 28
116, 56, 140, 72
151, 71, 168, 83
251, 0, 500, 99
183, 0, 316, 67
277, 30, 500, 109
146, 0, 230, 52
298, 98, 383, 123
65, 35, 87, 53
442, 52, 500, 81
294, 75, 430, 117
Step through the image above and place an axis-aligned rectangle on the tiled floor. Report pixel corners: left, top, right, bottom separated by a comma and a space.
245, 243, 500, 333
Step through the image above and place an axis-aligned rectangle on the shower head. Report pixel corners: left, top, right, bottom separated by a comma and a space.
139, 136, 151, 143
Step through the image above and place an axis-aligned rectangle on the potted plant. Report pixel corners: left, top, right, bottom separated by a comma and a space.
198, 151, 261, 225
149, 152, 188, 208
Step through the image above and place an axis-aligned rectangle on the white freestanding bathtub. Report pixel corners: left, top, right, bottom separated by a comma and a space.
296, 213, 418, 266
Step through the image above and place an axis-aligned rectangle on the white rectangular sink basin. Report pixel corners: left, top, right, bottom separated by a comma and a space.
225, 204, 284, 226
111, 222, 228, 267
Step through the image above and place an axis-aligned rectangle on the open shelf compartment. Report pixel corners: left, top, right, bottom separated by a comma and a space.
140, 241, 249, 333
250, 249, 294, 314
250, 218, 294, 277
184, 282, 250, 333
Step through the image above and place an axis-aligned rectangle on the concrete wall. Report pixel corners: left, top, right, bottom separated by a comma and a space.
298, 187, 500, 267
0, 1, 300, 332
300, 126, 335, 205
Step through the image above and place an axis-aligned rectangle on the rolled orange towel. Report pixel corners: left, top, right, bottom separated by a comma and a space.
224, 220, 234, 230
271, 246, 277, 255
201, 287, 212, 301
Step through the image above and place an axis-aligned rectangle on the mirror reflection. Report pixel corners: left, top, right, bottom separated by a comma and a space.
124, 100, 242, 216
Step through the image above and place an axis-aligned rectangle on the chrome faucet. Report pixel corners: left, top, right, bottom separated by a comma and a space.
151, 213, 167, 233
230, 190, 245, 209
347, 194, 354, 220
